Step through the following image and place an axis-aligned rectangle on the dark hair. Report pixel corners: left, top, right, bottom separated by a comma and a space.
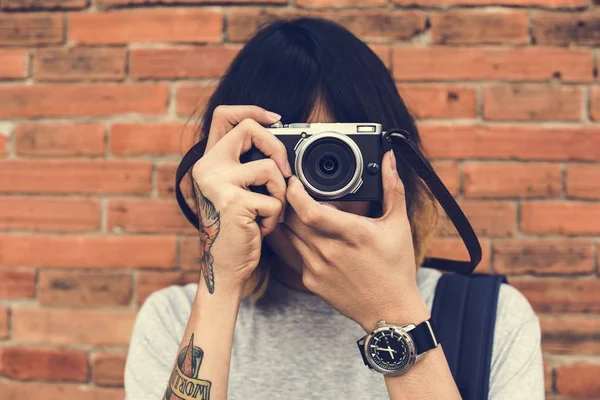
194, 17, 438, 299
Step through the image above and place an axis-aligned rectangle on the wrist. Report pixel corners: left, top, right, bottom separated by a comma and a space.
359, 287, 430, 333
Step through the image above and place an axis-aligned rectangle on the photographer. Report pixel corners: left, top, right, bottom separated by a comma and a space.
124, 18, 543, 400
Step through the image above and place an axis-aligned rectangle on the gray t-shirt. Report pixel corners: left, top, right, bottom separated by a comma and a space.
125, 267, 544, 399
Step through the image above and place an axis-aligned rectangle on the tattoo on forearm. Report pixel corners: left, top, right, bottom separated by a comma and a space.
193, 181, 221, 294
165, 334, 212, 400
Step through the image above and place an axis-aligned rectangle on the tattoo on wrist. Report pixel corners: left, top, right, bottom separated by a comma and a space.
193, 181, 221, 294
165, 334, 212, 400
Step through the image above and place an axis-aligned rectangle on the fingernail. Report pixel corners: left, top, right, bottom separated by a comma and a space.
285, 160, 293, 177
265, 111, 281, 122
389, 150, 397, 172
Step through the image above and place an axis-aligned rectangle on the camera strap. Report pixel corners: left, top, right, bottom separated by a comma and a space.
175, 130, 481, 274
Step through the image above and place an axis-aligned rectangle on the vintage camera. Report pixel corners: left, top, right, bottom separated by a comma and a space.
240, 122, 385, 201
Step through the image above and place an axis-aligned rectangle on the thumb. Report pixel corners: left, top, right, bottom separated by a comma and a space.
380, 150, 407, 221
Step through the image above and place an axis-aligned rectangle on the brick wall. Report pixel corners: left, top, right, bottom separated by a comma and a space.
0, 0, 598, 398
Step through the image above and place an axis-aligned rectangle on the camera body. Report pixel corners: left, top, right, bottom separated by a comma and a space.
240, 122, 385, 201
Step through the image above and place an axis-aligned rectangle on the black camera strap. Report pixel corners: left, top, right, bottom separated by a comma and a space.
175, 130, 481, 274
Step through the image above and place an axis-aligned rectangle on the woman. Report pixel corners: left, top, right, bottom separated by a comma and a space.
125, 17, 543, 399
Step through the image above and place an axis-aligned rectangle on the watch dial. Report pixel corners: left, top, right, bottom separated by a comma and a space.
367, 329, 412, 372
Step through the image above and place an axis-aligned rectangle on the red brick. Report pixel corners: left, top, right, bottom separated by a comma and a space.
70, 9, 222, 44
0, 50, 27, 79
394, 0, 586, 6
484, 85, 582, 121
227, 9, 426, 42
0, 13, 63, 46
0, 135, 7, 157
108, 198, 196, 234
521, 201, 600, 235
544, 360, 553, 394
431, 10, 528, 45
34, 47, 126, 81
0, 381, 124, 400
566, 164, 600, 199
92, 353, 127, 387
0, 269, 35, 299
0, 83, 168, 118
39, 271, 132, 307
556, 363, 600, 397
427, 237, 490, 273
393, 47, 594, 83
98, 0, 282, 5
512, 278, 600, 313
0, 160, 151, 194
176, 82, 217, 117
421, 125, 600, 161
0, 235, 176, 269
397, 84, 476, 119
12, 308, 136, 345
0, 306, 8, 339
15, 124, 105, 157
439, 200, 515, 237
110, 123, 186, 156
541, 315, 600, 355
137, 271, 187, 304
591, 86, 600, 121
131, 45, 239, 79
463, 163, 561, 199
493, 240, 594, 275
297, 0, 386, 6
0, 346, 87, 382
1, 0, 88, 9
533, 11, 600, 46
157, 163, 193, 198
369, 44, 390, 69
431, 161, 459, 196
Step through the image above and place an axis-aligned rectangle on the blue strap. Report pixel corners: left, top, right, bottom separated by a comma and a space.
431, 273, 507, 400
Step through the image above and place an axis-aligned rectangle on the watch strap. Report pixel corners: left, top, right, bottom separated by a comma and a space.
409, 320, 438, 356
356, 337, 369, 366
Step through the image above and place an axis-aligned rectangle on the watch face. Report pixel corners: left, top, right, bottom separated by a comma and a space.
366, 328, 415, 374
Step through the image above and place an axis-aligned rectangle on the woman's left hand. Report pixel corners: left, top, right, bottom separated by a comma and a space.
282, 150, 431, 333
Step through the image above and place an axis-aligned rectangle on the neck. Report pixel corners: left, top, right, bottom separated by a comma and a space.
261, 251, 312, 295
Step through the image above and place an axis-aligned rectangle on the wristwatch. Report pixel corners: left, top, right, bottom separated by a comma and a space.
357, 319, 438, 376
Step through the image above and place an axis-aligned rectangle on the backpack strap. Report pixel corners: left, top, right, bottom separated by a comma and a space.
430, 273, 507, 400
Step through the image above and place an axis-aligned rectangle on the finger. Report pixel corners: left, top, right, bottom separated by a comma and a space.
280, 223, 318, 267
216, 118, 292, 178
206, 105, 281, 151
231, 158, 287, 221
378, 150, 407, 222
285, 175, 353, 237
239, 190, 283, 236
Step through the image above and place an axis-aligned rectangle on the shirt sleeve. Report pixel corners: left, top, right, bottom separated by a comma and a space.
488, 284, 545, 400
124, 286, 194, 400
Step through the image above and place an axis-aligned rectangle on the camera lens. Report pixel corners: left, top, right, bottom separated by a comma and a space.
319, 154, 339, 175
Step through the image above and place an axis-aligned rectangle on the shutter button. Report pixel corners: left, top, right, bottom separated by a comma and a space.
366, 162, 380, 175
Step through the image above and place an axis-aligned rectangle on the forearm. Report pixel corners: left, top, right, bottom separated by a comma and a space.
163, 279, 244, 400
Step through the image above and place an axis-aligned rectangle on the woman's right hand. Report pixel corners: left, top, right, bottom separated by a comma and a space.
191, 105, 292, 294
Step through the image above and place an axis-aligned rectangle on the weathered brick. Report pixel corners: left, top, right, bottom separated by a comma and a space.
0, 306, 8, 339
0, 50, 28, 79
431, 161, 459, 196
0, 13, 63, 46
227, 9, 426, 42
14, 124, 105, 157
463, 163, 561, 198
1, 0, 88, 9
157, 163, 193, 198
70, 9, 223, 44
427, 237, 491, 273
493, 239, 595, 275
39, 271, 132, 307
521, 202, 600, 235
512, 278, 600, 313
110, 123, 186, 156
176, 82, 217, 117
130, 45, 239, 79
98, 0, 282, 5
136, 271, 187, 304
0, 346, 88, 382
566, 164, 600, 199
533, 11, 600, 46
12, 308, 136, 345
0, 381, 124, 400
0, 269, 36, 299
0, 235, 176, 269
421, 125, 600, 161
92, 353, 127, 387
541, 315, 600, 355
393, 47, 594, 83
397, 84, 476, 119
591, 86, 600, 121
431, 10, 528, 45
394, 0, 586, 6
34, 47, 126, 81
297, 0, 386, 6
0, 160, 152, 194
0, 84, 169, 118
439, 200, 516, 237
484, 85, 582, 121
0, 135, 7, 157
556, 363, 600, 397
107, 198, 196, 234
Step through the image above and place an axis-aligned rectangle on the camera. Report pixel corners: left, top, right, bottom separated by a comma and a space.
240, 122, 385, 201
